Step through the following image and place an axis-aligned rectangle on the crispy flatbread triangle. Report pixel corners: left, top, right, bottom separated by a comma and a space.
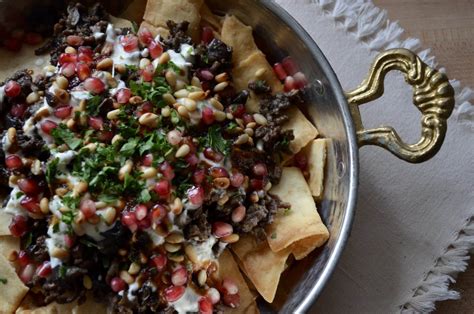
282, 107, 319, 154
0, 254, 29, 314
0, 235, 20, 261
15, 296, 107, 314
266, 167, 329, 255
231, 235, 290, 303
217, 249, 259, 314
304, 138, 329, 200
0, 45, 47, 82
0, 211, 13, 235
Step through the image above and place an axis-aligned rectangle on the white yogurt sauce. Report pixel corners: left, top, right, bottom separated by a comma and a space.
170, 287, 200, 314
2, 132, 12, 155
145, 228, 165, 247
45, 223, 68, 268
193, 236, 218, 263
4, 186, 27, 216
106, 24, 140, 66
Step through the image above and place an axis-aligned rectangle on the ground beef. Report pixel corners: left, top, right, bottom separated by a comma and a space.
162, 21, 193, 51
16, 130, 49, 160
184, 208, 212, 241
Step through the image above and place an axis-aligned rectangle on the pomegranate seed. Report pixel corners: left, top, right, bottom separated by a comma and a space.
212, 222, 233, 238
36, 261, 52, 278
142, 154, 153, 167
18, 178, 40, 195
66, 35, 84, 46
206, 288, 221, 305
20, 264, 36, 284
138, 217, 151, 229
64, 234, 75, 248
284, 76, 296, 92
97, 130, 113, 143
253, 163, 268, 177
88, 116, 104, 130
222, 278, 239, 295
167, 130, 182, 146
250, 179, 264, 190
282, 56, 299, 75
293, 72, 308, 89
10, 103, 27, 118
4, 38, 22, 52
151, 204, 166, 224
138, 27, 153, 45
193, 169, 206, 185
120, 35, 139, 53
160, 162, 175, 180
201, 26, 214, 44
201, 107, 215, 125
187, 186, 204, 206
197, 69, 214, 81
40, 120, 58, 135
61, 62, 76, 78
4, 80, 21, 97
110, 277, 127, 292
203, 148, 223, 162
9, 215, 28, 237
164, 285, 186, 302
185, 154, 199, 166
58, 53, 77, 66
134, 204, 148, 221
154, 180, 170, 198
80, 199, 96, 218
209, 167, 228, 178
152, 254, 167, 271
223, 292, 240, 308
121, 211, 137, 230
148, 41, 163, 59
24, 32, 43, 45
294, 152, 308, 171
84, 77, 106, 94
54, 105, 73, 119
199, 297, 213, 314
78, 52, 93, 65
242, 113, 255, 125
116, 88, 132, 104
76, 63, 91, 81
141, 64, 154, 82
171, 267, 188, 286
230, 104, 245, 118
231, 205, 246, 223
136, 101, 153, 117
17, 250, 30, 267
5, 155, 23, 170
78, 46, 93, 56
230, 172, 244, 187
273, 63, 287, 81
20, 196, 41, 214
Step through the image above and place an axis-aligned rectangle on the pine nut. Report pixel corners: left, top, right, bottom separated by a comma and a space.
107, 109, 121, 120
51, 247, 69, 260
210, 98, 224, 111
8, 175, 20, 186
120, 270, 134, 285
26, 92, 40, 104
97, 58, 113, 70
177, 105, 189, 118
102, 207, 117, 225
74, 211, 85, 224
221, 234, 240, 244
175, 144, 190, 158
43, 65, 56, 75
141, 167, 158, 179
170, 197, 183, 215
83, 143, 97, 152
129, 96, 143, 105
65, 46, 77, 54
34, 106, 51, 121
165, 70, 177, 87
40, 198, 50, 214
253, 113, 268, 126
226, 113, 234, 120
215, 72, 228, 83
166, 232, 185, 244
214, 110, 226, 122
184, 245, 198, 263
139, 113, 159, 128
7, 127, 16, 144
158, 52, 170, 65
163, 93, 176, 105
246, 122, 257, 129
234, 134, 249, 145
235, 118, 245, 128
265, 181, 273, 191
73, 181, 88, 196
66, 119, 75, 130
175, 80, 186, 91
168, 254, 184, 263
111, 134, 123, 145
79, 99, 87, 111
161, 107, 171, 117
217, 194, 229, 206
182, 98, 197, 111
255, 68, 266, 78
214, 81, 229, 92
174, 89, 189, 99
250, 191, 259, 203
213, 177, 230, 189
139, 58, 151, 70
244, 128, 254, 137
83, 275, 93, 290
55, 88, 70, 103
191, 76, 201, 88
188, 91, 206, 101
31, 159, 42, 175
197, 269, 207, 286
164, 243, 181, 253
128, 262, 141, 275
119, 160, 133, 181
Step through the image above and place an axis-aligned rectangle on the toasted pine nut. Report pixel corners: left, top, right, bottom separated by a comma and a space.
97, 58, 113, 70
177, 106, 189, 118
184, 245, 198, 263
7, 127, 16, 144
34, 106, 51, 121
73, 181, 88, 196
235, 118, 245, 128
168, 254, 185, 263
221, 233, 240, 244
214, 110, 226, 122
246, 122, 257, 129
163, 93, 176, 105
197, 269, 207, 286
265, 181, 272, 191
107, 109, 121, 120
141, 167, 158, 179
66, 119, 75, 130
139, 58, 151, 70
31, 159, 42, 175
119, 160, 133, 181
255, 68, 266, 78
214, 81, 229, 92
111, 134, 123, 145
226, 113, 234, 120
165, 70, 177, 87
115, 64, 126, 74
210, 98, 224, 111
250, 191, 259, 203
175, 144, 190, 158
215, 72, 228, 83
128, 262, 141, 275
139, 113, 159, 128
83, 275, 93, 290
26, 92, 40, 104
174, 89, 189, 99
55, 88, 70, 103
188, 91, 205, 101
8, 175, 20, 186
65, 46, 77, 54
158, 52, 170, 65
244, 128, 254, 137
161, 107, 171, 117
79, 99, 87, 112
164, 243, 181, 253
234, 134, 249, 145
182, 98, 197, 112
175, 80, 186, 91
51, 247, 69, 260
217, 194, 229, 206
170, 197, 183, 215
43, 65, 56, 74
213, 177, 230, 189
74, 211, 85, 224
166, 232, 185, 244
191, 76, 201, 88
120, 270, 135, 285
102, 207, 117, 225
40, 197, 50, 214
129, 96, 143, 105
83, 143, 97, 152
253, 113, 268, 125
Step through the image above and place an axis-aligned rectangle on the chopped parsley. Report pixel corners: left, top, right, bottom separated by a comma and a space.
46, 158, 60, 184
51, 124, 83, 150
86, 95, 105, 116
63, 194, 81, 210
203, 125, 231, 155
61, 211, 76, 225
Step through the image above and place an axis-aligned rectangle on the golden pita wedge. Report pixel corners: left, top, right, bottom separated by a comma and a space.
139, 20, 170, 39
142, 0, 204, 42
15, 296, 107, 314
221, 15, 259, 66
109, 15, 133, 29
282, 107, 319, 154
0, 45, 48, 82
0, 235, 20, 261
303, 138, 329, 200
232, 235, 290, 303
0, 254, 29, 314
120, 0, 147, 23
217, 250, 258, 313
200, 4, 222, 34
266, 167, 329, 255
0, 211, 13, 235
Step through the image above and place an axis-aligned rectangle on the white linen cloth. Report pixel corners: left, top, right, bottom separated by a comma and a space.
274, 0, 474, 313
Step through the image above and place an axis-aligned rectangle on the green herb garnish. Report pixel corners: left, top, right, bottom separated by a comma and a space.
86, 95, 104, 116
204, 125, 231, 155
51, 124, 83, 150
46, 158, 60, 184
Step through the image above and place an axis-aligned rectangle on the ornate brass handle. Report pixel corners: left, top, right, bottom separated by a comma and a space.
345, 48, 455, 163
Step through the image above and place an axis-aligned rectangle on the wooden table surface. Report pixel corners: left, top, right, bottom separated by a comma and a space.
372, 0, 474, 312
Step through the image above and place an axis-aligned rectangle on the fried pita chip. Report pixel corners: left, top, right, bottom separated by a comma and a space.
217, 250, 258, 313
303, 139, 328, 200
109, 15, 133, 29
120, 0, 147, 23
282, 107, 319, 154
139, 20, 170, 39
0, 45, 48, 82
0, 235, 20, 261
221, 15, 259, 66
200, 4, 222, 34
142, 0, 204, 42
0, 211, 13, 235
232, 236, 290, 303
0, 254, 29, 313
266, 167, 329, 255
15, 296, 107, 314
